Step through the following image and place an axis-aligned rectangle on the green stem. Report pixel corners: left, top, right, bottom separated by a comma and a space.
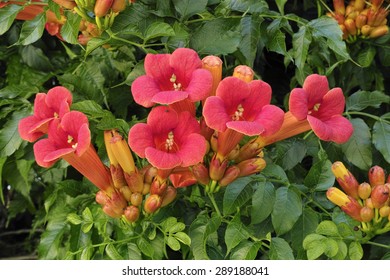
346, 111, 390, 124
365, 240, 390, 250
207, 192, 222, 218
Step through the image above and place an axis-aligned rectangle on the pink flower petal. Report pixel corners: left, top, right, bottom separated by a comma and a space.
303, 74, 329, 108
185, 69, 213, 102
226, 121, 264, 136
131, 75, 161, 108
176, 133, 207, 167
170, 48, 202, 83
172, 111, 201, 143
128, 123, 154, 158
323, 115, 354, 144
147, 106, 179, 134
216, 77, 251, 113
18, 115, 47, 142
144, 53, 172, 87
253, 105, 285, 136
314, 87, 345, 120
145, 147, 181, 169
289, 88, 309, 121
203, 96, 231, 132
45, 86, 72, 113
61, 111, 89, 137
33, 139, 59, 167
44, 147, 74, 162
33, 93, 52, 119
307, 115, 333, 142
75, 123, 91, 156
151, 90, 188, 105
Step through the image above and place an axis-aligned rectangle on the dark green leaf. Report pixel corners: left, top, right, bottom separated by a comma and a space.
304, 159, 334, 191
172, 0, 208, 20
272, 187, 302, 235
357, 46, 376, 67
292, 25, 312, 74
341, 118, 372, 170
0, 4, 24, 35
106, 244, 124, 260
0, 157, 6, 204
144, 22, 175, 42
225, 215, 250, 254
0, 109, 28, 157
20, 45, 53, 71
229, 240, 261, 260
127, 243, 142, 260
190, 18, 241, 55
17, 12, 46, 45
238, 16, 262, 67
269, 237, 294, 260
16, 159, 34, 196
251, 181, 275, 224
71, 100, 108, 118
372, 120, 390, 164
267, 29, 287, 56
346, 90, 390, 111
223, 177, 253, 215
261, 163, 288, 182
275, 139, 307, 170
60, 11, 82, 44
228, 0, 269, 13
290, 208, 318, 251
85, 37, 111, 57
0, 84, 39, 99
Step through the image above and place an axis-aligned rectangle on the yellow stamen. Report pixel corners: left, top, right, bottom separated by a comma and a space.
165, 131, 174, 151
232, 104, 244, 120
67, 135, 73, 144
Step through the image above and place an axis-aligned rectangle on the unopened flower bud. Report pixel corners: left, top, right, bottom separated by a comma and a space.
124, 171, 144, 193
358, 182, 371, 200
120, 185, 132, 202
142, 183, 151, 195
144, 194, 162, 214
96, 190, 109, 205
379, 205, 390, 218
237, 158, 266, 177
94, 0, 114, 17
209, 155, 228, 181
111, 0, 126, 12
202, 55, 222, 97
331, 161, 359, 199
369, 25, 389, 38
161, 186, 177, 207
142, 165, 157, 184
150, 178, 168, 196
368, 165, 386, 187
233, 65, 254, 83
355, 14, 368, 29
361, 24, 373, 36
218, 165, 240, 187
333, 0, 345, 15
371, 184, 390, 208
110, 164, 127, 189
124, 205, 140, 222
365, 198, 374, 209
130, 192, 143, 206
354, 0, 365, 12
360, 206, 374, 222
103, 204, 122, 218
227, 145, 240, 161
344, 18, 357, 35
326, 187, 363, 221
191, 163, 210, 186
236, 139, 261, 162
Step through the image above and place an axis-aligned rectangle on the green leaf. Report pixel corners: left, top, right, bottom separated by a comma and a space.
269, 237, 294, 260
346, 90, 390, 111
324, 238, 339, 258
290, 208, 319, 251
228, 0, 269, 13
348, 241, 363, 260
81, 222, 93, 233
303, 233, 327, 260
106, 244, 124, 260
127, 243, 142, 260
275, 0, 288, 14
0, 109, 27, 157
160, 217, 178, 232
172, 0, 208, 20
137, 237, 154, 258
225, 215, 251, 254
67, 213, 83, 225
316, 221, 339, 237
372, 120, 390, 164
60, 11, 82, 44
16, 159, 34, 196
251, 181, 275, 224
304, 159, 335, 191
190, 18, 241, 55
85, 37, 111, 57
275, 139, 307, 170
169, 222, 186, 233
0, 84, 39, 99
341, 118, 372, 170
357, 46, 376, 67
167, 236, 181, 251
272, 187, 302, 235
261, 163, 288, 182
333, 240, 348, 260
0, 157, 6, 204
71, 100, 108, 118
238, 16, 262, 67
82, 207, 93, 223
80, 246, 93, 260
144, 22, 175, 42
174, 232, 191, 246
229, 240, 261, 260
20, 45, 53, 71
0, 4, 24, 35
223, 177, 253, 215
292, 25, 312, 74
17, 12, 46, 45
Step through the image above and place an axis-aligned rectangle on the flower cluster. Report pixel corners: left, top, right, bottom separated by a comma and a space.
327, 162, 390, 236
18, 48, 354, 222
328, 0, 389, 42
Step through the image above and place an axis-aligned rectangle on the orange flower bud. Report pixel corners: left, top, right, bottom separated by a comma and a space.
142, 183, 151, 195
52, 0, 76, 9
209, 155, 228, 181
371, 184, 390, 208
124, 171, 144, 193
124, 205, 140, 222
110, 164, 126, 189
331, 161, 359, 199
202, 55, 223, 97
379, 205, 390, 218
237, 158, 266, 177
353, 0, 365, 11
365, 198, 374, 209
333, 14, 345, 24
369, 25, 389, 38
368, 165, 386, 187
227, 144, 240, 161
96, 190, 109, 205
339, 24, 349, 40
111, 0, 126, 12
344, 18, 357, 35
333, 0, 345, 15
232, 65, 254, 83
358, 182, 371, 200
360, 206, 374, 222
371, 0, 384, 10
327, 187, 363, 221
347, 11, 359, 20
361, 24, 373, 36
103, 204, 122, 218
236, 139, 262, 162
161, 185, 177, 207
218, 165, 240, 187
130, 192, 143, 206
345, 4, 354, 16
199, 117, 214, 141
144, 194, 162, 214
355, 14, 368, 29
94, 0, 114, 17
150, 178, 168, 196
191, 163, 210, 186
120, 185, 132, 202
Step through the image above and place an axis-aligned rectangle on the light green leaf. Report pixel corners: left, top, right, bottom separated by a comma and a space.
357, 46, 376, 67
303, 233, 327, 260
60, 11, 82, 44
85, 37, 111, 57
127, 243, 142, 260
304, 159, 335, 191
106, 244, 124, 260
67, 213, 83, 225
372, 120, 390, 164
174, 232, 191, 246
324, 238, 339, 258
341, 118, 372, 170
346, 90, 390, 111
251, 181, 275, 224
169, 222, 186, 234
229, 240, 261, 260
80, 246, 93, 260
316, 221, 339, 237
275, 0, 288, 14
160, 217, 178, 232
0, 4, 24, 35
223, 177, 253, 215
167, 236, 181, 251
269, 237, 294, 260
272, 187, 302, 235
348, 241, 363, 260
333, 240, 348, 260
172, 0, 208, 20
17, 12, 46, 45
137, 237, 154, 258
81, 222, 93, 233
144, 22, 175, 42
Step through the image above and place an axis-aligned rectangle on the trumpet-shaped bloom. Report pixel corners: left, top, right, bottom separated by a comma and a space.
203, 76, 284, 136
289, 74, 353, 144
128, 106, 207, 170
18, 86, 72, 142
131, 48, 213, 108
